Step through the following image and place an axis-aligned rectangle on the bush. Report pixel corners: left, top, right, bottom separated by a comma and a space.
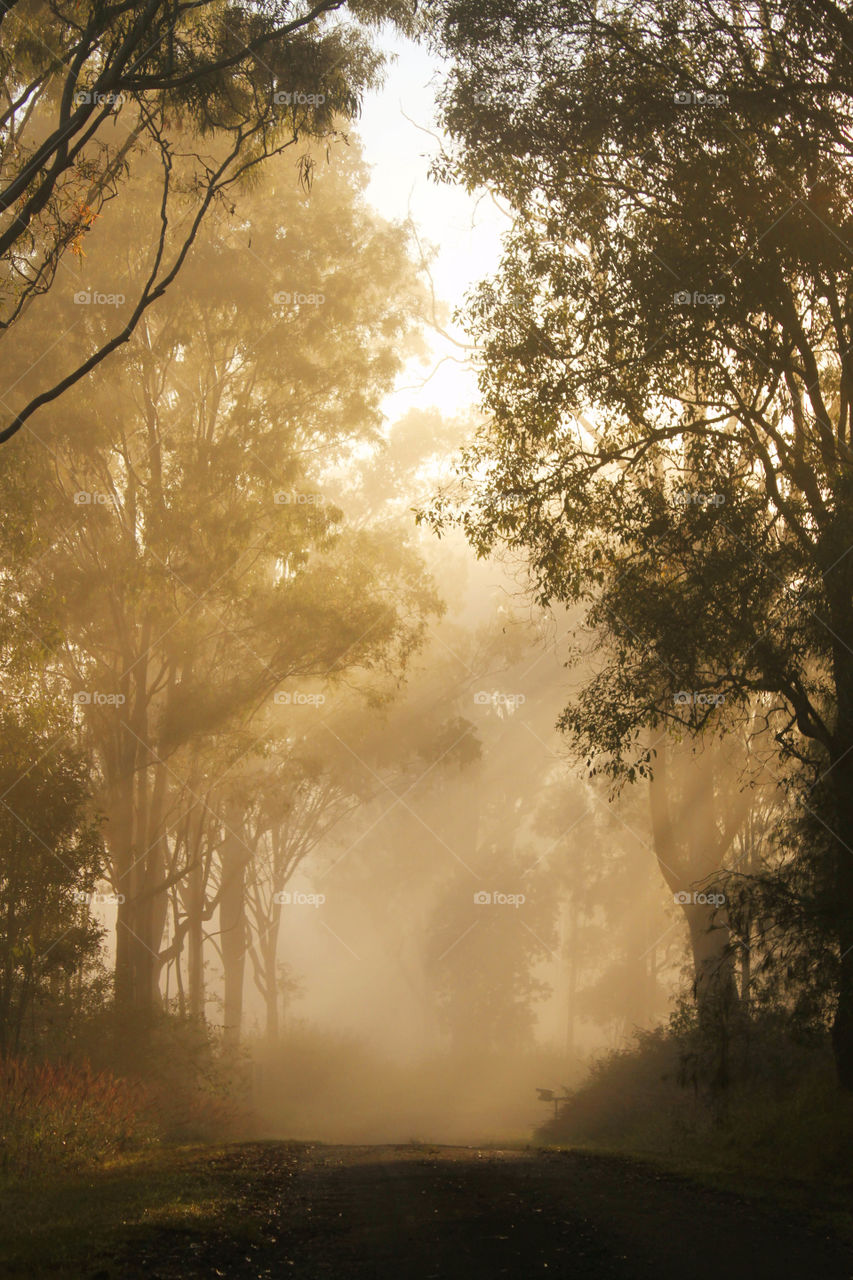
0, 1056, 155, 1178
74, 1007, 253, 1143
539, 1014, 853, 1184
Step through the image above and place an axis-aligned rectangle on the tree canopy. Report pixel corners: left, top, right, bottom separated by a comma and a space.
427, 0, 853, 1085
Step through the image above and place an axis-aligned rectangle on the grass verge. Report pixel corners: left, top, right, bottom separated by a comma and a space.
0, 1142, 287, 1279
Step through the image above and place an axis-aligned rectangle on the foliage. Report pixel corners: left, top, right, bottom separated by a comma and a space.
427, 0, 853, 1086
76, 1007, 252, 1143
0, 1055, 155, 1178
0, 0, 420, 442
0, 700, 104, 1055
539, 1010, 853, 1185
0, 129, 440, 1017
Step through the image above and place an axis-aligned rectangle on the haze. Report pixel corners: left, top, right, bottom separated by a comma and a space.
2, 4, 852, 1277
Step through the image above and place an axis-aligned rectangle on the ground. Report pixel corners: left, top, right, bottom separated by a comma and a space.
3, 1142, 852, 1278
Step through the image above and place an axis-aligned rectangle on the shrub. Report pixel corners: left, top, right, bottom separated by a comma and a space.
0, 1055, 155, 1177
74, 1008, 252, 1143
539, 1013, 853, 1184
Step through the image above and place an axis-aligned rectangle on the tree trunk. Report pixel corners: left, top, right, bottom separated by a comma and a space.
830, 762, 853, 1090
263, 914, 280, 1043
649, 735, 744, 1091
186, 855, 206, 1020
826, 602, 853, 1088
564, 893, 578, 1060
108, 644, 169, 1011
220, 810, 250, 1045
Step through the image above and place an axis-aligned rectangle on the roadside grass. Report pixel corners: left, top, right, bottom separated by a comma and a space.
0, 1143, 269, 1279
2, 1132, 851, 1278
0, 1055, 157, 1177
538, 1134, 853, 1249
537, 1027, 853, 1245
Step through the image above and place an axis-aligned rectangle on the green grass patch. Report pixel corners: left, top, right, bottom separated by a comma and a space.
0, 1143, 257, 1278
538, 1022, 853, 1244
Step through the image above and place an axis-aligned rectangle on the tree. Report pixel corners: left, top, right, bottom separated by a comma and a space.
533, 769, 678, 1055
427, 842, 557, 1055
0, 699, 103, 1055
0, 0, 418, 444
0, 134, 439, 1014
242, 709, 371, 1042
428, 0, 853, 1084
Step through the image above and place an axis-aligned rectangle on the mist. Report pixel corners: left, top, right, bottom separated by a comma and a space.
2, 3, 853, 1277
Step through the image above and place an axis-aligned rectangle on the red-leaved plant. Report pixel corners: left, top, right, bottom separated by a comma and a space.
0, 1056, 156, 1177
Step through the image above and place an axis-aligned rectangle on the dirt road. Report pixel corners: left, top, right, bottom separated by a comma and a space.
95, 1141, 853, 1279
